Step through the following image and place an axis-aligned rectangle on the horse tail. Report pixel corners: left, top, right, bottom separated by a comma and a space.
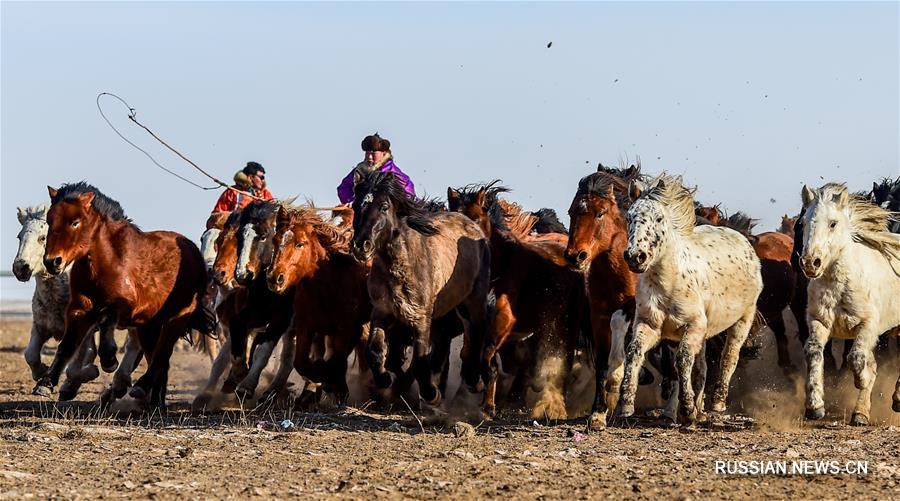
188, 286, 218, 340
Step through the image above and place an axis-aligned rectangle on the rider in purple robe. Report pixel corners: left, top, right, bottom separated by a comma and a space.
337, 133, 416, 204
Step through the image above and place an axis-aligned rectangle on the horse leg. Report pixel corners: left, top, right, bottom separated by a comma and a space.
365, 314, 394, 390
767, 312, 794, 376
33, 309, 98, 396
661, 342, 680, 422
97, 314, 120, 373
260, 329, 297, 402
236, 307, 292, 401
616, 321, 660, 418
481, 295, 515, 417
803, 319, 831, 420
462, 264, 491, 392
530, 324, 569, 421
25, 323, 52, 381
710, 307, 755, 413
409, 316, 440, 406
192, 335, 232, 412
322, 333, 352, 405
130, 316, 186, 411
102, 330, 142, 407
846, 323, 880, 426
674, 323, 707, 425
222, 309, 252, 394
59, 333, 100, 401
589, 312, 615, 430
893, 368, 900, 413
429, 314, 456, 397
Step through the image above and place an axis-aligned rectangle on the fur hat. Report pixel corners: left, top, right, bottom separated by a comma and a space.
234, 170, 252, 189
361, 133, 391, 153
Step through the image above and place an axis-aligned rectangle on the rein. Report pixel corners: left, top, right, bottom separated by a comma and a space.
97, 92, 341, 211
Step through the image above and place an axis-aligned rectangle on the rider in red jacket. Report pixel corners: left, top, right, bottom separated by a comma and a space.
212, 161, 274, 213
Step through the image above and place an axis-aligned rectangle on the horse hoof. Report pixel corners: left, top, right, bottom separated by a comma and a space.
129, 386, 148, 402
615, 403, 635, 419
589, 412, 607, 431
101, 358, 119, 374
850, 413, 869, 427
893, 400, 900, 413
32, 383, 53, 397
805, 407, 825, 421
423, 389, 442, 407
58, 387, 78, 402
82, 365, 101, 382
191, 393, 213, 413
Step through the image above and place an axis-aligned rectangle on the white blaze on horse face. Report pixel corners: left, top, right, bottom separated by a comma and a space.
236, 225, 257, 279
199, 228, 221, 270
279, 230, 295, 251
802, 192, 851, 275
15, 210, 50, 277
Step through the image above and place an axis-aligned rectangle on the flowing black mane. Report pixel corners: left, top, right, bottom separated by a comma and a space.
725, 211, 758, 237
355, 171, 438, 235
224, 209, 243, 229
450, 180, 510, 210
239, 200, 278, 225
576, 163, 641, 209
52, 181, 130, 222
532, 208, 568, 234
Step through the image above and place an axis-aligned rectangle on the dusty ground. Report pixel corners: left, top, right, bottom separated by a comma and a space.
1, 317, 898, 499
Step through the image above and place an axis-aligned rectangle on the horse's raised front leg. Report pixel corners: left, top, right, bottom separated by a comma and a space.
710, 307, 756, 413
365, 313, 393, 389
259, 329, 297, 402
803, 318, 831, 420
616, 320, 660, 418
33, 303, 98, 396
25, 323, 53, 382
846, 322, 880, 426
59, 333, 100, 401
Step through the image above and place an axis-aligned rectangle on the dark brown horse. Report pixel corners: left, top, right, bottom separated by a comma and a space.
448, 181, 587, 419
564, 166, 643, 428
35, 182, 214, 409
351, 171, 490, 408
267, 205, 371, 403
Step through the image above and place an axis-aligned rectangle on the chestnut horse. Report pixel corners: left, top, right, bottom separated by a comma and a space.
351, 171, 490, 408
267, 205, 371, 403
448, 181, 587, 419
34, 182, 214, 409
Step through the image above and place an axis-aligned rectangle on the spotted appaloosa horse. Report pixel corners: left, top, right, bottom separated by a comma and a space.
799, 183, 900, 425
34, 182, 215, 410
617, 175, 763, 425
13, 204, 119, 400
352, 171, 491, 408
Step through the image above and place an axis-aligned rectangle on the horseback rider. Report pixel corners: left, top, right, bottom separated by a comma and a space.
337, 133, 415, 204
212, 161, 274, 213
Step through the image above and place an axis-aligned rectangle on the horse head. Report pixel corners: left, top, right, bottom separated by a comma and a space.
44, 184, 111, 275
13, 204, 50, 281
624, 176, 692, 273
447, 180, 507, 238
234, 201, 278, 286
268, 206, 331, 294
200, 211, 231, 273
799, 183, 852, 278
566, 173, 628, 272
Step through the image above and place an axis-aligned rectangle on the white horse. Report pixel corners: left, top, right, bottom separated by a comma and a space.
616, 175, 763, 424
13, 204, 128, 400
799, 183, 900, 425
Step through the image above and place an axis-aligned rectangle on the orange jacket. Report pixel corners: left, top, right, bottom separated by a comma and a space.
212, 186, 274, 213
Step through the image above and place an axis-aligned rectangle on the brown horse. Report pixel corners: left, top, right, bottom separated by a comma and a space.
267, 205, 371, 403
35, 182, 214, 409
779, 214, 798, 235
564, 166, 643, 428
448, 181, 587, 419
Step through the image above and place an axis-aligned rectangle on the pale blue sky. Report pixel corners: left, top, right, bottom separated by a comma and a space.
2, 1, 898, 299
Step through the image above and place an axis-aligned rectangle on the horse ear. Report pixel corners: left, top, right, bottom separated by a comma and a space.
801, 185, 816, 207
77, 192, 95, 209
17, 207, 27, 224
596, 162, 605, 172
832, 187, 849, 208
277, 205, 288, 221
656, 178, 667, 190
628, 180, 644, 201
625, 164, 637, 176
606, 184, 616, 201
447, 187, 459, 208
475, 189, 487, 209
47, 186, 58, 199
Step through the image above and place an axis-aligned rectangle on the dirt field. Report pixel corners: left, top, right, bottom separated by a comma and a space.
1, 318, 898, 499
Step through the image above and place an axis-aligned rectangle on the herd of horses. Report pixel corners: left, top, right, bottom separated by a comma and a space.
11, 167, 900, 428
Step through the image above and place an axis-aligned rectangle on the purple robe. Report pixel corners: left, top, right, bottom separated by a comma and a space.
337, 159, 416, 203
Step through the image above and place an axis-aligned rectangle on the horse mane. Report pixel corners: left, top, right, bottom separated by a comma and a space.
452, 180, 510, 209
52, 181, 130, 222
641, 174, 697, 236
20, 204, 50, 222
497, 200, 537, 237
818, 183, 900, 262
532, 208, 568, 234
421, 197, 448, 213
355, 171, 438, 236
724, 211, 758, 237
576, 167, 636, 209
280, 204, 351, 254
238, 200, 279, 225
